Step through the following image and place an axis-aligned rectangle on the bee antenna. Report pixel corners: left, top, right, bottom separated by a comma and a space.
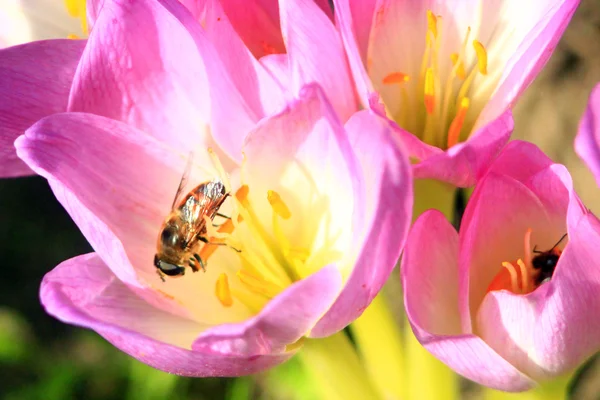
532, 245, 542, 254
551, 233, 568, 250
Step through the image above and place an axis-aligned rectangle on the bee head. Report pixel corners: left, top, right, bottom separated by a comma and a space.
154, 254, 186, 277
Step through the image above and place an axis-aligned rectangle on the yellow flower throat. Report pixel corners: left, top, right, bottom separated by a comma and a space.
382, 10, 489, 150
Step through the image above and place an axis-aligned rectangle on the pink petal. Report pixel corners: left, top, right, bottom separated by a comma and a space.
489, 141, 586, 227
0, 39, 84, 177
575, 84, 600, 186
459, 172, 562, 331
478, 0, 580, 128
242, 84, 360, 219
42, 253, 292, 376
476, 212, 600, 380
16, 112, 184, 288
402, 210, 462, 337
311, 110, 413, 337
68, 0, 212, 153
193, 265, 342, 354
211, 0, 332, 58
402, 211, 535, 391
279, 0, 358, 121
412, 109, 514, 187
331, 0, 375, 107
198, 0, 288, 119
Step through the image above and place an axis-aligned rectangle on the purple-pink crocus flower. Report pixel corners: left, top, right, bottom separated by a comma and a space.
575, 83, 600, 185
334, 0, 579, 186
0, 0, 356, 177
402, 140, 600, 391
12, 0, 412, 376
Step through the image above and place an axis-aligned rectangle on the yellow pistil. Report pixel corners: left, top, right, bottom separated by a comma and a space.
267, 190, 292, 220
472, 40, 488, 75
379, 10, 493, 150
450, 53, 466, 80
424, 68, 436, 115
215, 273, 233, 307
237, 269, 285, 299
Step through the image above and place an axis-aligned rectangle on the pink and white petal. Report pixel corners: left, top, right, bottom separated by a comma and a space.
156, 0, 259, 161
311, 110, 413, 337
243, 84, 362, 260
575, 84, 600, 186
68, 0, 211, 152
459, 172, 560, 332
415, 332, 535, 391
279, 0, 358, 121
331, 0, 375, 107
198, 0, 287, 117
402, 210, 462, 337
193, 265, 342, 355
477, 212, 600, 380
16, 112, 185, 288
477, 0, 579, 129
412, 109, 514, 187
43, 253, 292, 376
368, 92, 441, 161
0, 39, 84, 177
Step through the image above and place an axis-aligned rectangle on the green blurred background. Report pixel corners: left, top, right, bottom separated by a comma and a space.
3, 0, 600, 399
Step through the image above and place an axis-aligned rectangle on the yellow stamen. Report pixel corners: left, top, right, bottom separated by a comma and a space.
267, 190, 291, 220
450, 53, 466, 80
64, 0, 88, 35
237, 269, 285, 299
446, 97, 470, 148
215, 273, 233, 307
424, 67, 435, 114
501, 262, 520, 294
473, 40, 488, 75
516, 259, 528, 293
67, 34, 80, 40
383, 72, 410, 85
426, 10, 438, 39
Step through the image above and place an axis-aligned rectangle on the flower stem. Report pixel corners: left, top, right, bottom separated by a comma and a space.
413, 178, 456, 221
298, 331, 380, 400
405, 319, 460, 400
350, 293, 406, 400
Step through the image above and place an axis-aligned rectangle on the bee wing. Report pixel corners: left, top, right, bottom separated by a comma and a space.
183, 181, 228, 246
171, 153, 194, 210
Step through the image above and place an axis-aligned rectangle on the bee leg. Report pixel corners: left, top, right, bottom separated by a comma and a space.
188, 258, 200, 273
156, 270, 166, 282
193, 253, 206, 272
199, 236, 242, 253
215, 212, 231, 219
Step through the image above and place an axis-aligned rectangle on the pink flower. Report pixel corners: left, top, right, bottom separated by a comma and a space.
401, 140, 600, 391
1, 0, 356, 176
334, 0, 579, 186
13, 0, 412, 376
575, 83, 600, 186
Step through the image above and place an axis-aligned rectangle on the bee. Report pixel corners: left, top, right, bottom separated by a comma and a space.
154, 161, 230, 281
531, 233, 567, 286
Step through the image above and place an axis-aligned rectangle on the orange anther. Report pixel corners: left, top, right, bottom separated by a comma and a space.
383, 72, 410, 85
447, 97, 470, 148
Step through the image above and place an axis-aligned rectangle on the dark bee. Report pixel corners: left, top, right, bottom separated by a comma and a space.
154, 160, 230, 281
531, 233, 567, 286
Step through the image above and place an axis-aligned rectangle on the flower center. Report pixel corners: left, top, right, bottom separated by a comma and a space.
487, 229, 565, 295
382, 10, 489, 150
202, 150, 342, 313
